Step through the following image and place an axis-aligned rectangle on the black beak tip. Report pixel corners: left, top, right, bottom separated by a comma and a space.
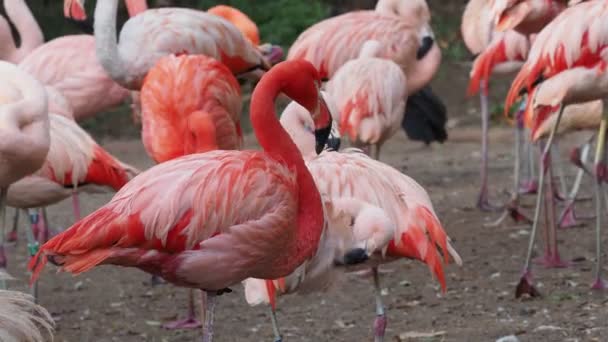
343, 248, 369, 265
314, 125, 332, 155
327, 137, 341, 151
416, 36, 434, 60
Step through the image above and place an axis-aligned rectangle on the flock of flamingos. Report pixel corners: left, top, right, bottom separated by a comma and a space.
1, 0, 608, 340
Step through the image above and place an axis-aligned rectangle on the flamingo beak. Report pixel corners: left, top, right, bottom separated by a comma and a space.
326, 119, 341, 151
495, 3, 530, 32
259, 44, 285, 66
313, 97, 332, 155
64, 0, 87, 20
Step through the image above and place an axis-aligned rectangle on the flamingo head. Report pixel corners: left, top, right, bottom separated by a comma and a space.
275, 60, 332, 154
64, 0, 86, 20
258, 43, 285, 66
492, 0, 530, 32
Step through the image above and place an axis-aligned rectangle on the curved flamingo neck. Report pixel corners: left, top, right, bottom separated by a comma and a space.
4, 0, 44, 62
250, 72, 324, 274
94, 0, 133, 89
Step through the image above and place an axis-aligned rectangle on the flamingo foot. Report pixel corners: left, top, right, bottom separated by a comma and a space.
515, 270, 541, 298
507, 204, 532, 224
373, 314, 387, 342
519, 179, 539, 195
533, 254, 570, 268
591, 278, 608, 290
6, 230, 17, 243
163, 317, 202, 330
477, 194, 503, 212
558, 202, 584, 228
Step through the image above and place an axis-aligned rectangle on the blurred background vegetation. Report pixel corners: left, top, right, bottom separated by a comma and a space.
1, 0, 472, 137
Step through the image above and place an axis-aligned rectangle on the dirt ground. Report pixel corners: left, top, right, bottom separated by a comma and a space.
4, 63, 608, 342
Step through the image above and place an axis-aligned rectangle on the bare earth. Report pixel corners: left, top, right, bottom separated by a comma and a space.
4, 64, 608, 342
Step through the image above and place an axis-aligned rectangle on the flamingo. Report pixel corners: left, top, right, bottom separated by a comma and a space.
288, 0, 447, 147
64, 0, 271, 91
0, 61, 50, 289
463, 0, 534, 211
0, 289, 54, 341
242, 96, 461, 342
0, 0, 44, 63
503, 0, 608, 296
139, 53, 243, 328
28, 59, 333, 342
325, 40, 407, 160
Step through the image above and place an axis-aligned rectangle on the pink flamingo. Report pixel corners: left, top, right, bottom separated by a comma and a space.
0, 61, 50, 289
28, 60, 333, 342
325, 40, 407, 160
288, 0, 447, 147
491, 0, 567, 35
0, 0, 44, 63
139, 53, 243, 328
0, 289, 54, 341
242, 96, 461, 342
503, 0, 608, 296
64, 0, 271, 90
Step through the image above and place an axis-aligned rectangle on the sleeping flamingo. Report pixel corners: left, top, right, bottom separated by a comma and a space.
0, 61, 50, 290
243, 95, 461, 342
503, 0, 608, 296
325, 40, 407, 160
288, 0, 447, 147
0, 289, 54, 341
139, 53, 243, 328
64, 0, 271, 90
0, 0, 44, 63
28, 59, 333, 342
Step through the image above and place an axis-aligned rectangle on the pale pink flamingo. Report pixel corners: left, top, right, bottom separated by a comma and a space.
0, 61, 50, 289
288, 0, 447, 147
325, 40, 407, 160
0, 0, 44, 63
462, 0, 535, 211
242, 97, 461, 342
28, 60, 333, 342
139, 53, 243, 328
64, 0, 271, 91
0, 289, 54, 341
503, 0, 608, 296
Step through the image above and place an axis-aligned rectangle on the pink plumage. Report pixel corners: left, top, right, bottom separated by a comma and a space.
18, 35, 130, 121
0, 0, 44, 63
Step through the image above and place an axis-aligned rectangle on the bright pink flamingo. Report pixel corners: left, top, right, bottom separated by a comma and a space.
139, 53, 243, 328
288, 0, 447, 147
503, 0, 608, 297
0, 0, 44, 63
325, 40, 407, 160
0, 289, 54, 341
0, 61, 50, 290
242, 97, 461, 342
28, 60, 333, 342
64, 0, 271, 91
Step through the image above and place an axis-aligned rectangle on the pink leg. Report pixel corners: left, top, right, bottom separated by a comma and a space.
163, 289, 201, 330
6, 209, 19, 243
37, 209, 49, 244
72, 192, 81, 221
477, 86, 500, 211
371, 267, 387, 342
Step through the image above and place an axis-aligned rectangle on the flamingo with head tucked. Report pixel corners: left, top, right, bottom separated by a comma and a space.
241, 95, 461, 342
0, 289, 54, 341
0, 61, 50, 289
0, 0, 44, 63
138, 53, 243, 328
28, 60, 333, 342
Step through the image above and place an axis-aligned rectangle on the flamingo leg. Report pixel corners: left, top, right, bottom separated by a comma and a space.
6, 208, 19, 243
201, 291, 218, 342
516, 104, 564, 298
24, 213, 40, 302
72, 191, 81, 221
163, 289, 201, 329
591, 118, 607, 290
0, 188, 8, 290
520, 127, 539, 195
560, 140, 592, 228
268, 305, 283, 342
371, 267, 387, 342
551, 142, 568, 201
38, 208, 49, 244
477, 83, 500, 211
